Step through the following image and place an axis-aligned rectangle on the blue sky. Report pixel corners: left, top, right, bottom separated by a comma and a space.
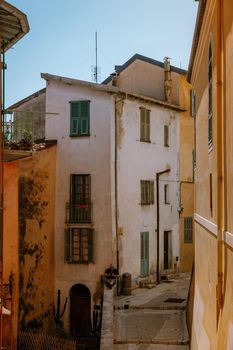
6, 0, 198, 106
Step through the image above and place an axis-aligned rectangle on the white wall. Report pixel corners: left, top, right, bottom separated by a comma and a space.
117, 99, 180, 283
45, 80, 115, 327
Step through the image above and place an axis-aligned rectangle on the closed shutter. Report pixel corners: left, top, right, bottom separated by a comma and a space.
184, 217, 193, 243
65, 229, 71, 262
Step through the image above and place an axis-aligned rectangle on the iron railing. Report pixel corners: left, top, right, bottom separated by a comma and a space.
66, 203, 92, 223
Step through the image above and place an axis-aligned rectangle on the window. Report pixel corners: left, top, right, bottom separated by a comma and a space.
68, 175, 91, 223
208, 43, 213, 147
210, 173, 213, 217
140, 107, 150, 142
65, 228, 93, 263
190, 89, 196, 117
141, 180, 154, 205
164, 125, 169, 147
70, 100, 90, 136
164, 184, 169, 204
184, 217, 193, 243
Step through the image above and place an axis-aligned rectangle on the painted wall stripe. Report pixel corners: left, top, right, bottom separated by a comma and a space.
194, 213, 218, 237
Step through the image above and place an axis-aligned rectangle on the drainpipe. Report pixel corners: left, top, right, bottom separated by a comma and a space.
216, 0, 224, 323
114, 95, 125, 295
156, 167, 170, 283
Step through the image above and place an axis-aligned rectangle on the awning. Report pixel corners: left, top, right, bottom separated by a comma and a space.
0, 0, 29, 51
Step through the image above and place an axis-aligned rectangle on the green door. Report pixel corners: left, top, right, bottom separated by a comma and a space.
141, 232, 149, 276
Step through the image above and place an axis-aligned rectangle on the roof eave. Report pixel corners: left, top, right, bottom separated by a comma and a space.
0, 0, 30, 51
187, 0, 207, 82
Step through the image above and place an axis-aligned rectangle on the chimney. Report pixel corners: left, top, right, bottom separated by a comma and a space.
110, 72, 118, 87
164, 57, 172, 104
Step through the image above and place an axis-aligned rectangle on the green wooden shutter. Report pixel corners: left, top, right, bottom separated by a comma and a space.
145, 110, 150, 142
65, 229, 71, 262
80, 101, 90, 135
150, 181, 154, 204
140, 109, 145, 141
88, 229, 94, 263
70, 102, 80, 135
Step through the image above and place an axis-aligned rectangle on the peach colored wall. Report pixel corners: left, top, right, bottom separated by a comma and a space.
17, 145, 56, 332
3, 162, 19, 350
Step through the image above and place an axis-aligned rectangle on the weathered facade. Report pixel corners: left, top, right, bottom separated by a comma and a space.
9, 54, 194, 338
188, 0, 233, 348
0, 1, 29, 348
3, 144, 56, 348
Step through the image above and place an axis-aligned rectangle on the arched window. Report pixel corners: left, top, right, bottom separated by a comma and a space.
208, 41, 213, 147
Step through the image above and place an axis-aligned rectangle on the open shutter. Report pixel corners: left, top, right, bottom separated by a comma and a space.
70, 102, 80, 136
150, 181, 154, 204
88, 229, 94, 263
140, 109, 145, 141
145, 110, 150, 142
65, 229, 71, 262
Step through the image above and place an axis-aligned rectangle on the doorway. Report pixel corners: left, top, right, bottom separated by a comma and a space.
164, 231, 172, 270
140, 232, 149, 276
70, 284, 91, 337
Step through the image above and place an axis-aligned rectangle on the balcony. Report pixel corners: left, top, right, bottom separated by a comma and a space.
66, 203, 92, 224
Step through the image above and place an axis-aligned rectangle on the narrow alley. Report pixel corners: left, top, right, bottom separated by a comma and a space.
113, 273, 190, 350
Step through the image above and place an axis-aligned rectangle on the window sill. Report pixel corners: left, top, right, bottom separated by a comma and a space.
140, 139, 151, 143
67, 261, 92, 264
70, 134, 90, 138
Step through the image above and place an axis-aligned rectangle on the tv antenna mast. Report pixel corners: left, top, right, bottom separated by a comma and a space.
91, 31, 101, 83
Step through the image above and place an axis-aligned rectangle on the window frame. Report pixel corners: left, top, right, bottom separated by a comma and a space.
164, 184, 170, 204
70, 100, 90, 137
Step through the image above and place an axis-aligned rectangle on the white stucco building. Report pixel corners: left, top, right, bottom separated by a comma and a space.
8, 54, 193, 337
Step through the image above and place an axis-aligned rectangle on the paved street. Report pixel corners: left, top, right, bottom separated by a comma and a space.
113, 273, 190, 350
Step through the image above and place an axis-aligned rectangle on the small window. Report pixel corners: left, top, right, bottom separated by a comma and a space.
141, 180, 154, 205
140, 108, 150, 142
184, 217, 193, 243
70, 101, 90, 136
210, 173, 213, 217
208, 42, 213, 147
164, 184, 169, 204
65, 228, 93, 263
164, 125, 169, 147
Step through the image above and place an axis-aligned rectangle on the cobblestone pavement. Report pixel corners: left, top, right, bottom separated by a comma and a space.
113, 273, 191, 350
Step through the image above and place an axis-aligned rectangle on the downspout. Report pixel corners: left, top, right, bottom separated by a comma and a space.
216, 0, 224, 323
156, 167, 170, 283
114, 94, 125, 294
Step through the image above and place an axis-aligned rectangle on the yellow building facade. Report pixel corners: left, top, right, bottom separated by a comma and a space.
188, 0, 233, 348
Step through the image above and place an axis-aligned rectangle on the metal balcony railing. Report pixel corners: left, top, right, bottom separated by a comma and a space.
66, 203, 92, 223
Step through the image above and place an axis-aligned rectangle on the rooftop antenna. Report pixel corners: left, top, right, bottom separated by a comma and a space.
91, 31, 101, 83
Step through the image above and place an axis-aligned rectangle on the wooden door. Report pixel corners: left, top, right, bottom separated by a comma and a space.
70, 284, 91, 337
164, 231, 172, 270
140, 232, 149, 276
